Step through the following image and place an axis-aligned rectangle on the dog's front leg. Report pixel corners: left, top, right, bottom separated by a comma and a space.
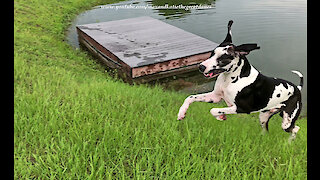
177, 91, 222, 120
210, 106, 237, 121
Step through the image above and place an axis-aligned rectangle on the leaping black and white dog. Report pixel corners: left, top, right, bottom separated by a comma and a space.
177, 20, 303, 141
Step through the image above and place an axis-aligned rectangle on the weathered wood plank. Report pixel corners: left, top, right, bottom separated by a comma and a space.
76, 16, 218, 81
132, 52, 211, 78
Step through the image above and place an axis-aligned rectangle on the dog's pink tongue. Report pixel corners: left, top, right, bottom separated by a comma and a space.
209, 72, 214, 77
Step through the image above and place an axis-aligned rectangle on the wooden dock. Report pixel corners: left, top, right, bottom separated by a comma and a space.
76, 16, 218, 83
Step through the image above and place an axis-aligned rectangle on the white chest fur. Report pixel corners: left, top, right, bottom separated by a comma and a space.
214, 65, 259, 106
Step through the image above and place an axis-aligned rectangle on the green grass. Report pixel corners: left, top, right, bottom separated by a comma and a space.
14, 0, 307, 179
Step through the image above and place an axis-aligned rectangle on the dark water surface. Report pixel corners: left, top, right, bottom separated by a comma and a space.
66, 0, 307, 114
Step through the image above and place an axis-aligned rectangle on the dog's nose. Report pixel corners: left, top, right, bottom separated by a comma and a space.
199, 64, 206, 73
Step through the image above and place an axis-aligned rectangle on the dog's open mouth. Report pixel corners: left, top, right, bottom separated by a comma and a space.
204, 69, 226, 78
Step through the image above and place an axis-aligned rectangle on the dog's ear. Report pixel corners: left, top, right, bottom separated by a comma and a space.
219, 20, 233, 46
235, 43, 260, 55
226, 45, 236, 55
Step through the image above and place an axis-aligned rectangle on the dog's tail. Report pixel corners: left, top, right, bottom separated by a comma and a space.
291, 70, 303, 91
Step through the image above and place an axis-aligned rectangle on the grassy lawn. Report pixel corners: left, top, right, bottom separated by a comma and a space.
14, 0, 307, 179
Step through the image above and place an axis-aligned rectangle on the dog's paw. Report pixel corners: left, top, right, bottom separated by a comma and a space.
215, 114, 227, 121
177, 110, 187, 120
177, 113, 186, 120
177, 104, 189, 120
177, 108, 188, 120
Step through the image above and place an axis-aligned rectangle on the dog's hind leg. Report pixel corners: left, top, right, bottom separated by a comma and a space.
282, 111, 301, 142
281, 100, 302, 141
259, 112, 272, 134
289, 125, 300, 142
259, 109, 280, 134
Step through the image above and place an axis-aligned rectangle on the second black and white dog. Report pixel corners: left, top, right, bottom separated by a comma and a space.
177, 20, 303, 141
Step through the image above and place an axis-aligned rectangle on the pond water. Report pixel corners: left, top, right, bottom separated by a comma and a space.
66, 0, 307, 114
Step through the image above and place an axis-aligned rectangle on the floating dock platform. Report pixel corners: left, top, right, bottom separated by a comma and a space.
76, 16, 218, 83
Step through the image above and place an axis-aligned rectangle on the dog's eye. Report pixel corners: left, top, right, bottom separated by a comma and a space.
217, 54, 234, 67
217, 54, 233, 61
